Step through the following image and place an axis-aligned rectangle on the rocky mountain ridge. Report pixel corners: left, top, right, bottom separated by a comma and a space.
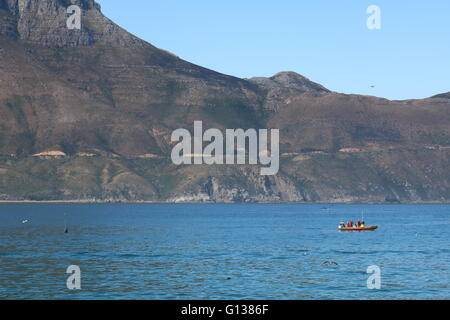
1, 0, 450, 203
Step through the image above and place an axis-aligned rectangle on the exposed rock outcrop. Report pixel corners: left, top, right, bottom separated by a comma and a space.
0, 0, 146, 47
249, 71, 329, 111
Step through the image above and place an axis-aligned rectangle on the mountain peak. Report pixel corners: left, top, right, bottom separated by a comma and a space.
249, 71, 330, 94
270, 71, 329, 92
0, 0, 145, 47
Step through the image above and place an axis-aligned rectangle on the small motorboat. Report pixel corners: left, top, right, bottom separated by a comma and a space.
338, 225, 378, 232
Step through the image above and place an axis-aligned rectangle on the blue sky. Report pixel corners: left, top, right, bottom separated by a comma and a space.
96, 0, 450, 100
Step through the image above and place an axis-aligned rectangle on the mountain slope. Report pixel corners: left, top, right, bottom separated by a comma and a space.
0, 0, 264, 157
1, 0, 450, 203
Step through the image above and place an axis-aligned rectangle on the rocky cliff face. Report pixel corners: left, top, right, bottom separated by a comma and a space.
0, 0, 144, 47
1, 0, 450, 203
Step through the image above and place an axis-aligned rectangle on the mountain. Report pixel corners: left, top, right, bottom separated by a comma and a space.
1, 0, 450, 203
431, 92, 450, 99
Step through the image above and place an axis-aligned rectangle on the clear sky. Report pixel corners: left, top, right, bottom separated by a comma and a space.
96, 0, 450, 100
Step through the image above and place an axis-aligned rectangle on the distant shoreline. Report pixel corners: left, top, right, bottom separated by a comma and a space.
1, 200, 450, 205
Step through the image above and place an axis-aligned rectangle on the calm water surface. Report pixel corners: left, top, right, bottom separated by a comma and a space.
0, 204, 449, 299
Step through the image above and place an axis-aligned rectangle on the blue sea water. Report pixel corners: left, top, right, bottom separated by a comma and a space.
0, 203, 448, 300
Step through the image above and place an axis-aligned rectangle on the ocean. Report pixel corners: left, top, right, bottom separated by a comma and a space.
0, 203, 448, 299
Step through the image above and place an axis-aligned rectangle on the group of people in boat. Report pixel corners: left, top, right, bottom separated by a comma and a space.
339, 219, 365, 228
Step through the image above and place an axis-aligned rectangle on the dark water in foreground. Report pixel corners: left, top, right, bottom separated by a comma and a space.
0, 204, 449, 300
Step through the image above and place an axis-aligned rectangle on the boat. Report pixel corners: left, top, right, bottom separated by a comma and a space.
338, 225, 378, 231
